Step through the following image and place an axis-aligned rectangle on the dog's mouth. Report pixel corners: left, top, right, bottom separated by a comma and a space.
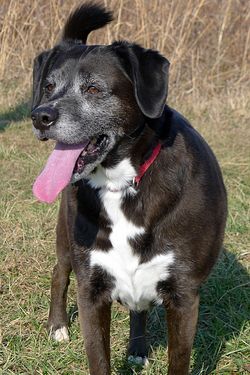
73, 134, 109, 175
33, 134, 110, 204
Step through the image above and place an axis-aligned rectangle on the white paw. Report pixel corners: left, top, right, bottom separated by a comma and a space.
128, 355, 149, 367
50, 326, 69, 342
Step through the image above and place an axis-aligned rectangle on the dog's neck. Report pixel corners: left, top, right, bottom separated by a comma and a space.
86, 107, 173, 193
102, 106, 172, 171
85, 125, 157, 193
87, 108, 172, 193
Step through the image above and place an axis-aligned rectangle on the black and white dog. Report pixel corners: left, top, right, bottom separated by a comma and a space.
31, 3, 227, 374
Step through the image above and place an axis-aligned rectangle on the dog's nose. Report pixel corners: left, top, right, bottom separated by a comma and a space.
31, 107, 58, 130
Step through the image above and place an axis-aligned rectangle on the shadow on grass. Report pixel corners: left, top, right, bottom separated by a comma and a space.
0, 100, 30, 132
191, 250, 249, 375
115, 250, 249, 374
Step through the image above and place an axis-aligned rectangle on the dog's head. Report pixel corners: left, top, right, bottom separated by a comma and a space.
31, 3, 169, 202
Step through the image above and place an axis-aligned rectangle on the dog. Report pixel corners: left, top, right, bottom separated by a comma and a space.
31, 3, 227, 374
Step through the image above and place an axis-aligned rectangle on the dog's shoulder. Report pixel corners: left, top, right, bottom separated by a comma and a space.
159, 106, 223, 180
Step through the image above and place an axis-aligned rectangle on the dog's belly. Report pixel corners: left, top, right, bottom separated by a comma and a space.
90, 189, 174, 311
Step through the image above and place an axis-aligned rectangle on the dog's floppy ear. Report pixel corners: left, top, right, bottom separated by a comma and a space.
63, 3, 113, 44
31, 49, 58, 110
112, 41, 170, 119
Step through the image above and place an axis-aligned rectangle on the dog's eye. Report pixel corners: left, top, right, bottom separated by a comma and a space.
86, 85, 100, 94
44, 83, 55, 93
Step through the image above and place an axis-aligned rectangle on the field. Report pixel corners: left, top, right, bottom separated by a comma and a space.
0, 0, 249, 374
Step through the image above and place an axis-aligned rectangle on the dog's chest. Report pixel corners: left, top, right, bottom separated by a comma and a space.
88, 162, 174, 311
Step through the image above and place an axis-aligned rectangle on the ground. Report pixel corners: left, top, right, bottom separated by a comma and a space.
0, 93, 249, 374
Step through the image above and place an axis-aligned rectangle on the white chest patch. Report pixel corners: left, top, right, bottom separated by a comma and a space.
88, 159, 174, 311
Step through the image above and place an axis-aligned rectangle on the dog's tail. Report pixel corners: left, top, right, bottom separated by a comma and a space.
63, 2, 113, 44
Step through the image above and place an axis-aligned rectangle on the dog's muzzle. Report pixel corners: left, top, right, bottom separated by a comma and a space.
31, 106, 59, 131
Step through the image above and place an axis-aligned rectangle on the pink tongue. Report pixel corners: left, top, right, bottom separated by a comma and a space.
33, 142, 88, 203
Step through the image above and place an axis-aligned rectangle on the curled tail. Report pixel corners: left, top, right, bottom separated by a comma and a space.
63, 2, 113, 43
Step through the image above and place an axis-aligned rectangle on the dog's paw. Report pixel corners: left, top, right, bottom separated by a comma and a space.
128, 355, 149, 367
49, 326, 69, 342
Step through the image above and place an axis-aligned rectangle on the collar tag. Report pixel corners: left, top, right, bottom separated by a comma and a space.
132, 176, 139, 189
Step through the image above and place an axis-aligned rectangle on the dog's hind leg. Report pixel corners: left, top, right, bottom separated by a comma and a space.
47, 199, 72, 342
128, 311, 149, 366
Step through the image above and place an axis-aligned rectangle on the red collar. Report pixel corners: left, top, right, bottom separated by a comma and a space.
105, 142, 162, 193
133, 142, 161, 188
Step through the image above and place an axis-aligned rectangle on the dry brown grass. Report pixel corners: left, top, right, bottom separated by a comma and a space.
0, 0, 249, 109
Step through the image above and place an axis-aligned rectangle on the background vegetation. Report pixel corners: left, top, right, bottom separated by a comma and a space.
0, 0, 249, 374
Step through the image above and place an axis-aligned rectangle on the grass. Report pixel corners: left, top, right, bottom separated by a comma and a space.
0, 0, 250, 373
0, 95, 249, 374
0, 0, 249, 107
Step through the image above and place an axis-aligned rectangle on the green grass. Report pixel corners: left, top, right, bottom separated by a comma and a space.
0, 98, 249, 374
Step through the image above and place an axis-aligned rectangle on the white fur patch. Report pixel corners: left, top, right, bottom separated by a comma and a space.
87, 158, 137, 193
128, 355, 149, 367
51, 326, 69, 342
89, 159, 174, 311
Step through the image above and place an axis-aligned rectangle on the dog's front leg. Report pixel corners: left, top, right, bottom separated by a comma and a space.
165, 292, 199, 375
47, 203, 72, 342
77, 287, 111, 375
